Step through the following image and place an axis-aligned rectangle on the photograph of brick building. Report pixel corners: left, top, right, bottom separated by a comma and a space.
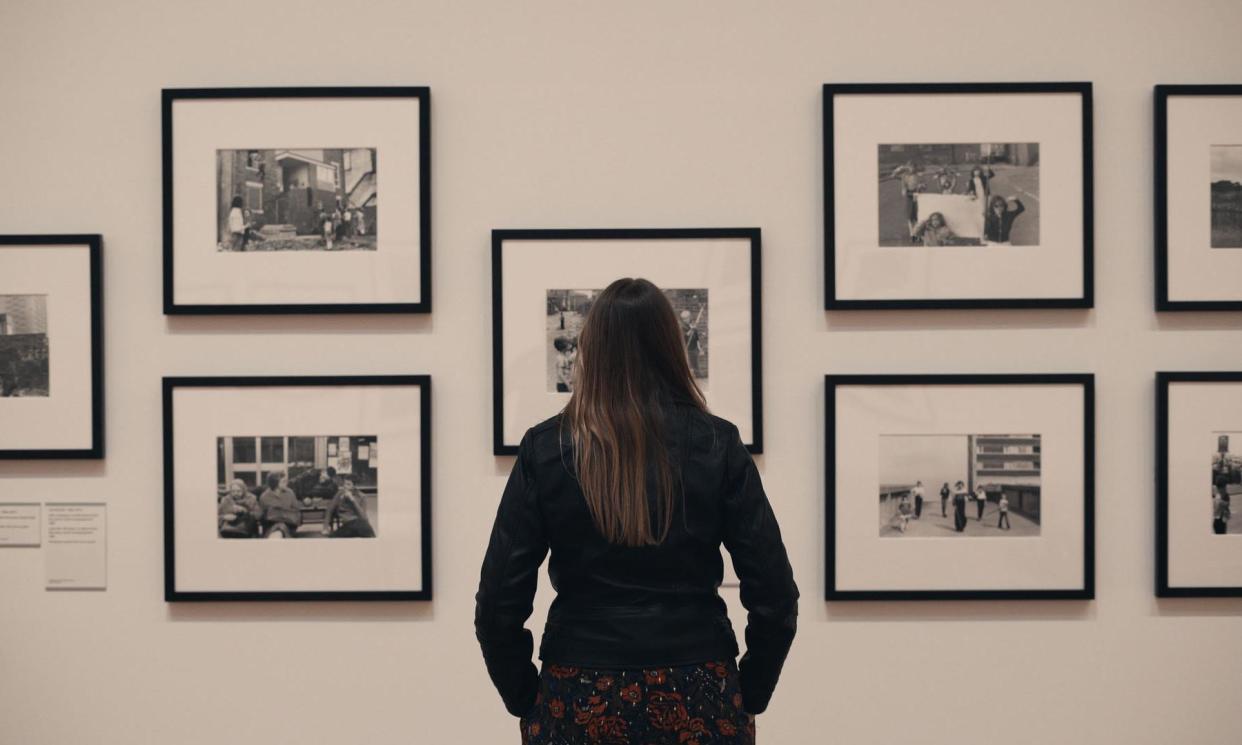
216, 148, 378, 251
0, 294, 49, 397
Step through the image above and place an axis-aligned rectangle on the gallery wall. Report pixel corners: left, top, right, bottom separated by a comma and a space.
1, 1, 1241, 742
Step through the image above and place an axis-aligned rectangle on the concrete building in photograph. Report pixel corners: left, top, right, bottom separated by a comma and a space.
970, 434, 1041, 521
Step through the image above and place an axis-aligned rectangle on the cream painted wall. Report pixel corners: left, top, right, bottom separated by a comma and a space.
1, 1, 1241, 743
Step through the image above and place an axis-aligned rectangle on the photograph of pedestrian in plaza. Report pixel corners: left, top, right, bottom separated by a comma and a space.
878, 143, 1039, 247
216, 434, 378, 539
1210, 433, 1242, 534
877, 433, 1042, 537
1210, 145, 1242, 248
216, 148, 377, 252
545, 288, 708, 393
0, 294, 49, 397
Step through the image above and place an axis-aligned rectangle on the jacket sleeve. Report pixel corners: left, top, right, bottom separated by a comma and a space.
720, 426, 799, 715
474, 432, 549, 717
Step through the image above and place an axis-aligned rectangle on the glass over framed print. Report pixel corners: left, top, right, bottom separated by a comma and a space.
1157, 372, 1242, 596
492, 228, 762, 456
824, 83, 1093, 310
826, 374, 1094, 600
162, 87, 430, 314
163, 376, 431, 601
0, 235, 103, 459
1155, 85, 1242, 310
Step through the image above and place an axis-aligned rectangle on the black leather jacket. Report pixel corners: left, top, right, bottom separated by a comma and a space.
475, 402, 798, 718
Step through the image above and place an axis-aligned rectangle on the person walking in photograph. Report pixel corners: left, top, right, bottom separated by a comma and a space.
225, 196, 246, 251
953, 480, 969, 532
997, 493, 1011, 530
983, 195, 1026, 245
940, 481, 950, 517
911, 480, 925, 519
476, 278, 797, 744
974, 482, 988, 521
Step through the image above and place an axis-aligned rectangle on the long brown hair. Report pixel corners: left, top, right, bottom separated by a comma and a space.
563, 278, 707, 547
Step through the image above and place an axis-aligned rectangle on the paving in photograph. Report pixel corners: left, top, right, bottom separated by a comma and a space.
216, 148, 378, 252
545, 288, 708, 393
1210, 145, 1242, 248
877, 143, 1040, 247
216, 435, 378, 539
878, 433, 1042, 537
0, 294, 49, 397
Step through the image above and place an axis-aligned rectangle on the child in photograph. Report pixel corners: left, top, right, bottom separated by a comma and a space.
891, 493, 913, 533
974, 483, 988, 521
997, 493, 1011, 530
355, 209, 366, 236
553, 336, 576, 393
940, 482, 951, 517
983, 195, 1026, 245
935, 167, 958, 194
965, 165, 995, 205
321, 209, 335, 250
218, 479, 260, 538
323, 475, 376, 538
912, 212, 957, 246
226, 196, 246, 251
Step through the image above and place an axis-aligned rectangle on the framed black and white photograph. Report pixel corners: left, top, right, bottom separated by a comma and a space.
492, 228, 761, 455
163, 87, 430, 314
1157, 372, 1242, 596
826, 374, 1094, 600
1155, 85, 1242, 310
824, 83, 1093, 309
163, 376, 431, 601
0, 235, 103, 459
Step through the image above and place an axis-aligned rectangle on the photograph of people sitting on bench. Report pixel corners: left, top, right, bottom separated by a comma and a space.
216, 434, 378, 539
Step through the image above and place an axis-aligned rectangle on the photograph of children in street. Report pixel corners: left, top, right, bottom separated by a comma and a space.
1210, 145, 1242, 248
0, 294, 49, 397
216, 435, 378, 539
1210, 433, 1242, 534
878, 143, 1040, 247
546, 288, 707, 393
878, 433, 1042, 537
216, 148, 377, 252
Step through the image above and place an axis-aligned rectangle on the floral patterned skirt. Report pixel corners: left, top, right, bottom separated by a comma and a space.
521, 660, 755, 745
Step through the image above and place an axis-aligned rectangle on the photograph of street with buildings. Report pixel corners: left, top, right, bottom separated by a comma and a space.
0, 294, 49, 397
1210, 145, 1242, 248
1211, 433, 1241, 534
878, 433, 1042, 537
216, 148, 378, 252
879, 143, 1040, 247
546, 288, 708, 393
216, 435, 378, 539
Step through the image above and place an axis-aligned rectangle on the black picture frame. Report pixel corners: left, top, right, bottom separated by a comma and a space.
825, 373, 1095, 601
1156, 371, 1242, 597
0, 234, 104, 460
1154, 84, 1242, 311
491, 227, 763, 456
163, 375, 432, 602
823, 82, 1094, 310
162, 87, 431, 315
